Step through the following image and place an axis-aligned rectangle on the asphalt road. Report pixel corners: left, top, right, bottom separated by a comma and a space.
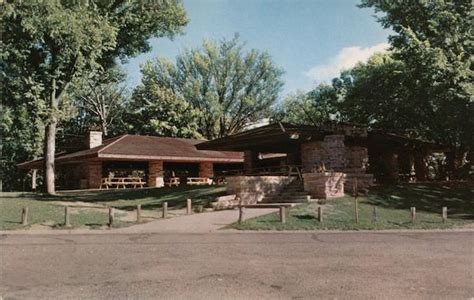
1, 231, 473, 299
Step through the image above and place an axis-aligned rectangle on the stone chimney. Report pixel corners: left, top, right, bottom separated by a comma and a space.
87, 131, 103, 149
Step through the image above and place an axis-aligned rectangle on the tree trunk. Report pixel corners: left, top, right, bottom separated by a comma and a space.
44, 120, 57, 195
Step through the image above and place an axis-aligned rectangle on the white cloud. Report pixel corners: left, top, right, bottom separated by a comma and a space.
304, 42, 389, 83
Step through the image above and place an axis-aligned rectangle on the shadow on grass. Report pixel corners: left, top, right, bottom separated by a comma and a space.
2, 186, 228, 212
365, 182, 474, 220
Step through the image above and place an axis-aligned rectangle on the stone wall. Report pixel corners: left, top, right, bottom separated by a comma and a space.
345, 146, 368, 170
199, 162, 214, 178
302, 172, 345, 199
301, 135, 346, 171
226, 176, 295, 204
301, 141, 325, 171
148, 160, 164, 188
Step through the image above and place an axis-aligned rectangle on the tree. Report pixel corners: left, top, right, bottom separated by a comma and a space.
272, 85, 339, 125
128, 81, 201, 138
73, 69, 127, 137
360, 0, 473, 175
1, 0, 188, 194
138, 36, 284, 139
332, 53, 414, 131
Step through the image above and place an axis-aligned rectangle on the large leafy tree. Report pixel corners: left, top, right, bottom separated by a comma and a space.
128, 81, 201, 138
360, 0, 473, 173
272, 85, 339, 125
71, 69, 127, 137
138, 36, 284, 139
1, 0, 188, 193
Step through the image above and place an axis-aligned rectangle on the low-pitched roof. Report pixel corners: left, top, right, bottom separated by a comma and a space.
18, 135, 243, 169
196, 122, 368, 152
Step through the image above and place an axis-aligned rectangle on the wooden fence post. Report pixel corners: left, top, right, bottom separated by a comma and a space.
136, 204, 141, 223
238, 205, 245, 224
410, 207, 416, 224
318, 206, 323, 222
21, 207, 28, 225
162, 202, 168, 219
186, 198, 192, 215
64, 206, 71, 227
372, 206, 378, 223
353, 178, 359, 224
442, 207, 447, 223
279, 206, 287, 224
108, 207, 114, 227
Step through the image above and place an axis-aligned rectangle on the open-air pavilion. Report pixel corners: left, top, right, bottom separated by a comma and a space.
197, 122, 449, 202
18, 132, 243, 190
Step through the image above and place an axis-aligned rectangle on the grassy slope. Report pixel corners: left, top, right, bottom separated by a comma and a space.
233, 182, 474, 231
0, 186, 226, 230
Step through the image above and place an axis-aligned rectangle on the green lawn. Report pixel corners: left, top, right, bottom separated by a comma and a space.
0, 185, 226, 230
233, 182, 474, 231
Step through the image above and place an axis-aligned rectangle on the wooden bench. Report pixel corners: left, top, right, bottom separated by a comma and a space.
186, 177, 211, 185
165, 177, 180, 187
100, 177, 145, 189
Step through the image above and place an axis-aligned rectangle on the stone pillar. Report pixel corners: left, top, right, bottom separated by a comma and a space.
244, 150, 258, 173
87, 161, 102, 189
148, 161, 164, 188
322, 135, 346, 171
199, 162, 214, 178
301, 141, 324, 170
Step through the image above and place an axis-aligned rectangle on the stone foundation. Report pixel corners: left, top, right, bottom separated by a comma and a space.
226, 176, 295, 204
302, 172, 345, 199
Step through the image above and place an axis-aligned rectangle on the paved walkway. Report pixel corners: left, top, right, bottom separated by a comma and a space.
117, 208, 277, 233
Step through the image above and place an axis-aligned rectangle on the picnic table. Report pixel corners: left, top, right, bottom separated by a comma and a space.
100, 177, 145, 189
165, 177, 180, 187
186, 177, 211, 185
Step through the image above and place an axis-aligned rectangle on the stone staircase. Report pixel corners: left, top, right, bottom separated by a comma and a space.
262, 179, 310, 203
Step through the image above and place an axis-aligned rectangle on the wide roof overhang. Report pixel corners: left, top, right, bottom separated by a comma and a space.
196, 122, 367, 152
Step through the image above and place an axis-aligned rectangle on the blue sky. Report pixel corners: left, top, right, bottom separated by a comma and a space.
122, 0, 390, 96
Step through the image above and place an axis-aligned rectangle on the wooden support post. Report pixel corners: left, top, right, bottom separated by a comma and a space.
238, 205, 245, 224
162, 202, 168, 219
21, 207, 28, 225
442, 207, 448, 223
108, 207, 114, 227
64, 206, 71, 227
279, 206, 287, 223
410, 207, 416, 224
31, 169, 37, 190
353, 178, 359, 224
186, 198, 192, 215
372, 206, 378, 223
136, 204, 141, 223
318, 206, 323, 222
